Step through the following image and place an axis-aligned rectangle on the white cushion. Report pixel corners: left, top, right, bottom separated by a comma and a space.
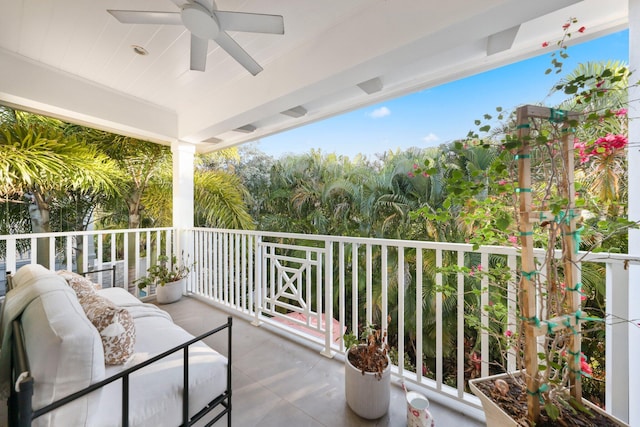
10, 264, 51, 289
21, 274, 105, 426
94, 316, 228, 427
97, 287, 142, 307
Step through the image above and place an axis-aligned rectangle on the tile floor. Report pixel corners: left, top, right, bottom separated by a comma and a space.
161, 296, 486, 427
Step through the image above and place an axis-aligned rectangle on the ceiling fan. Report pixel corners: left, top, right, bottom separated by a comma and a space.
107, 0, 284, 75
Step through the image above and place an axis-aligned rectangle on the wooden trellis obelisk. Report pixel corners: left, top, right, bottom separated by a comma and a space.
515, 105, 582, 423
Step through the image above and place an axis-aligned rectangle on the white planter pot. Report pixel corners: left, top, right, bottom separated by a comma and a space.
344, 345, 391, 419
469, 372, 629, 427
156, 278, 184, 304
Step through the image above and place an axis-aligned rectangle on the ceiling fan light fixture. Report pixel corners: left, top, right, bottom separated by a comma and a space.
132, 45, 148, 56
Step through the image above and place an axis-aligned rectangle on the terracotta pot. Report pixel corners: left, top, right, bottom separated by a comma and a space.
344, 345, 391, 419
156, 278, 184, 304
469, 372, 629, 427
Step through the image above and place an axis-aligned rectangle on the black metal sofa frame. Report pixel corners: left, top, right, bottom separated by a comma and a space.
5, 267, 232, 427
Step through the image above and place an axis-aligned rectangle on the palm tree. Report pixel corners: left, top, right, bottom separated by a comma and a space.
141, 155, 254, 230
72, 130, 170, 230
0, 109, 119, 265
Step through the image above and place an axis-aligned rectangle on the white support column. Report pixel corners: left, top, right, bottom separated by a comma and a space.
172, 141, 195, 294
605, 263, 629, 421
627, 2, 640, 424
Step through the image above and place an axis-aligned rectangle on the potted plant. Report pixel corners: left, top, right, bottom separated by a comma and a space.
465, 98, 629, 425
136, 253, 193, 304
343, 322, 391, 419
411, 18, 632, 426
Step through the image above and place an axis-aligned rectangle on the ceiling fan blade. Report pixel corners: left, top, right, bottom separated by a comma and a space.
214, 11, 284, 34
190, 34, 208, 71
214, 31, 263, 75
107, 10, 182, 25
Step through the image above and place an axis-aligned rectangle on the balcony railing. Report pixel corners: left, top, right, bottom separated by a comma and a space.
1, 227, 636, 421
186, 227, 637, 420
0, 227, 175, 296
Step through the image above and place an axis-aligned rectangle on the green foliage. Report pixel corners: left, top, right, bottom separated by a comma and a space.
135, 253, 194, 289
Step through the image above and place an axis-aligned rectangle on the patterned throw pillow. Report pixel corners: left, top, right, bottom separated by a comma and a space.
77, 292, 136, 365
57, 270, 102, 298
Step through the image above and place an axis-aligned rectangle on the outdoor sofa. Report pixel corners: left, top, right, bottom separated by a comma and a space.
0, 264, 231, 426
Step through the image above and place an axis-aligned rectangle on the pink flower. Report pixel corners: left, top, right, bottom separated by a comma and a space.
508, 235, 518, 245
615, 108, 628, 117
596, 80, 605, 88
407, 172, 415, 178
594, 134, 628, 154
581, 294, 587, 301
562, 23, 571, 30
504, 330, 513, 338
542, 41, 549, 48
498, 179, 507, 185
477, 265, 483, 272
581, 355, 593, 376
422, 172, 430, 178
413, 163, 418, 170
577, 134, 627, 163
471, 352, 481, 371
578, 26, 586, 33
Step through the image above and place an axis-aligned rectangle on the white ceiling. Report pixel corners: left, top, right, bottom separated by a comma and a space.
0, 0, 628, 153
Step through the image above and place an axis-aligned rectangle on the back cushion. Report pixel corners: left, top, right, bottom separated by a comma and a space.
21, 276, 105, 427
10, 264, 51, 289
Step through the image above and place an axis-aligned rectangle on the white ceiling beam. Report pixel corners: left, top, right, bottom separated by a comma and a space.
0, 48, 178, 144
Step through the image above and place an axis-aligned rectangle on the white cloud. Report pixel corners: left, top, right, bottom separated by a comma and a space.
422, 133, 440, 143
369, 106, 391, 119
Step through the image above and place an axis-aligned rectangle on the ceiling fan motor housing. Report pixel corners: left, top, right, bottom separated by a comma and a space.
181, 3, 219, 39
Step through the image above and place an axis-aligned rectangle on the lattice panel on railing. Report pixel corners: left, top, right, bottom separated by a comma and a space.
260, 241, 326, 330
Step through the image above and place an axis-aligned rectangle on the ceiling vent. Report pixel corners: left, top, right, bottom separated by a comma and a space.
487, 25, 520, 56
203, 137, 223, 144
281, 106, 308, 118
357, 77, 383, 95
234, 124, 257, 133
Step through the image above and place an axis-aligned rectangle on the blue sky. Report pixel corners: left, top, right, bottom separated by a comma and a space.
257, 30, 629, 159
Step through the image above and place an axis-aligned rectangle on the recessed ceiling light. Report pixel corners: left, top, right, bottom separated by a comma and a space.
132, 45, 148, 56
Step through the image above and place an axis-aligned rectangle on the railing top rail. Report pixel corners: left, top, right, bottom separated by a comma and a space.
0, 227, 174, 240
2, 227, 638, 266
188, 227, 640, 265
